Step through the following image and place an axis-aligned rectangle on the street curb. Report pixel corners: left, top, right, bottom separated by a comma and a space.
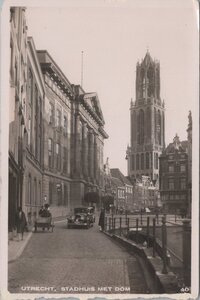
103, 231, 179, 294
8, 230, 33, 263
8, 218, 66, 263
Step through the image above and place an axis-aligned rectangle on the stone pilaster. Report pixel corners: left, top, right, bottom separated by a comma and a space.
82, 122, 88, 178
88, 129, 94, 181
94, 134, 98, 182
75, 114, 81, 177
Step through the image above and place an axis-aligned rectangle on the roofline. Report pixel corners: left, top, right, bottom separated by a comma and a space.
37, 49, 73, 95
27, 37, 45, 95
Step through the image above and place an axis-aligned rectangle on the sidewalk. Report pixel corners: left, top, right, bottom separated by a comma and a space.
8, 216, 67, 263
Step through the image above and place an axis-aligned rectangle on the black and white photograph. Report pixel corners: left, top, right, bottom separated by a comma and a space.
0, 0, 199, 299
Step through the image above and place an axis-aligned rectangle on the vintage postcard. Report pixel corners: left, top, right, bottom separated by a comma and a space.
0, 0, 199, 299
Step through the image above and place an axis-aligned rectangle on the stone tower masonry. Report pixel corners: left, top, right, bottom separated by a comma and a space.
127, 51, 165, 181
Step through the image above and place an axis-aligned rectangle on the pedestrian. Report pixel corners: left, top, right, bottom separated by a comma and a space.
39, 205, 44, 216
15, 207, 27, 241
98, 208, 105, 231
41, 204, 51, 217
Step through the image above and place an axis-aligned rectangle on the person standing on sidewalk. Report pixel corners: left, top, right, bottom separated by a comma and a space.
98, 208, 105, 231
15, 207, 27, 241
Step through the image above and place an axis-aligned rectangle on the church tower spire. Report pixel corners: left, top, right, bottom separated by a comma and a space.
127, 51, 165, 181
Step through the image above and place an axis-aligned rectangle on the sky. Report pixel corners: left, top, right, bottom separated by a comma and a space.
26, 0, 198, 175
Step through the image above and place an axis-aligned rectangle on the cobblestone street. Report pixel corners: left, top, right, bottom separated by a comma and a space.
8, 220, 149, 294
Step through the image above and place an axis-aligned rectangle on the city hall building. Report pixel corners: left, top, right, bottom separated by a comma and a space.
8, 7, 108, 232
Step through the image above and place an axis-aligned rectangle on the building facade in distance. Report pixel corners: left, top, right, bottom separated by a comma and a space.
110, 168, 134, 212
159, 134, 188, 214
127, 51, 165, 181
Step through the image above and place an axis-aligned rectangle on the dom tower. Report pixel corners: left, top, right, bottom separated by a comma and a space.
127, 51, 165, 181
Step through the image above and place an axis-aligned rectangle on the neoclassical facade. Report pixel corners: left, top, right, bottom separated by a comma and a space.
70, 85, 108, 210
8, 7, 108, 231
127, 51, 165, 181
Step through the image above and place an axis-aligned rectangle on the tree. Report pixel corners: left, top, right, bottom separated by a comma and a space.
102, 194, 114, 211
84, 192, 100, 206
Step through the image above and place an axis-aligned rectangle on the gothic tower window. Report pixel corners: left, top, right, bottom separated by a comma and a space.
141, 153, 144, 170
154, 108, 157, 143
137, 109, 144, 145
147, 66, 154, 97
140, 68, 145, 98
146, 152, 149, 169
136, 154, 140, 170
146, 107, 151, 140
131, 154, 135, 170
157, 110, 161, 145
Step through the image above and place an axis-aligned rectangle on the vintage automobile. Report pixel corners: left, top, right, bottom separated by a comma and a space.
67, 207, 94, 229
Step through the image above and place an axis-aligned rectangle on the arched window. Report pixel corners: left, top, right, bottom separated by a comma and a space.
138, 109, 144, 145
136, 154, 140, 170
154, 108, 157, 143
140, 69, 145, 98
156, 153, 159, 169
141, 153, 144, 170
147, 66, 154, 97
146, 107, 151, 140
131, 154, 135, 170
146, 152, 149, 169
132, 111, 137, 144
157, 110, 161, 145
162, 111, 165, 145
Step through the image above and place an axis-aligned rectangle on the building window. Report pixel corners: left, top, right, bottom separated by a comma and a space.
63, 115, 67, 134
131, 154, 135, 170
168, 164, 174, 172
28, 117, 31, 146
28, 69, 33, 104
180, 178, 186, 190
10, 40, 14, 82
34, 179, 37, 205
34, 85, 38, 158
146, 152, 149, 169
38, 181, 41, 205
48, 138, 53, 168
63, 147, 68, 174
157, 110, 161, 145
28, 174, 31, 205
168, 178, 174, 190
141, 153, 144, 170
15, 62, 18, 87
180, 164, 186, 172
56, 109, 61, 127
56, 143, 61, 170
136, 154, 140, 170
49, 103, 54, 124
154, 153, 158, 169
137, 109, 144, 145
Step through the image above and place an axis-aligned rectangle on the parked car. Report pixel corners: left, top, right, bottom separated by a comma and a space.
67, 207, 94, 229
